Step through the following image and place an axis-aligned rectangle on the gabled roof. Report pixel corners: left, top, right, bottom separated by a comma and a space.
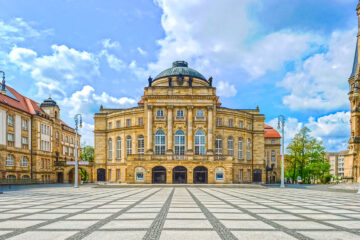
264, 124, 281, 138
0, 83, 43, 114
0, 83, 73, 130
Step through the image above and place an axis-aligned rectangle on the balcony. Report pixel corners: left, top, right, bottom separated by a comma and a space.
195, 116, 206, 121
175, 116, 185, 121
155, 116, 166, 121
54, 161, 66, 167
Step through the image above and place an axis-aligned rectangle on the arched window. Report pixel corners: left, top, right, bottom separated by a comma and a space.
157, 110, 164, 117
177, 110, 184, 117
247, 138, 251, 160
271, 150, 276, 162
6, 155, 14, 166
108, 138, 112, 160
22, 175, 30, 180
215, 136, 222, 155
196, 110, 204, 117
238, 138, 243, 159
155, 130, 166, 155
7, 175, 16, 180
174, 130, 185, 155
55, 111, 58, 119
21, 156, 28, 167
116, 137, 121, 159
195, 130, 205, 155
138, 135, 144, 154
228, 136, 234, 156
126, 136, 132, 155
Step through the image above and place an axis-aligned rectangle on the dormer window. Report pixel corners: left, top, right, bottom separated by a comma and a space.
157, 110, 164, 117
196, 110, 204, 117
177, 110, 184, 117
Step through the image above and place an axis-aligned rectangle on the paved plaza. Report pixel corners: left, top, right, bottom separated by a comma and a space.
1, 186, 360, 239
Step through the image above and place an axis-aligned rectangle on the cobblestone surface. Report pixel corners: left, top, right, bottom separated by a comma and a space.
1, 186, 360, 240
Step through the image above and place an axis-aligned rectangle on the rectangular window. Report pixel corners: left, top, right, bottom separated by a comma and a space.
246, 138, 251, 160
116, 120, 121, 128
21, 157, 28, 167
138, 118, 143, 126
216, 173, 224, 181
248, 123, 252, 130
108, 122, 112, 129
126, 119, 131, 127
8, 115, 14, 126
136, 172, 144, 181
229, 119, 233, 127
7, 133, 14, 147
216, 118, 222, 127
271, 139, 275, 144
6, 155, 14, 166
47, 159, 50, 169
238, 138, 243, 160
117, 169, 121, 181
22, 137, 28, 149
22, 119, 28, 131
138, 137, 144, 154
239, 121, 243, 128
239, 169, 243, 182
247, 169, 251, 181
271, 150, 276, 162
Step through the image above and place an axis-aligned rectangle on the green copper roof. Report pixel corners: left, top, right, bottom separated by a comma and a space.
154, 61, 206, 81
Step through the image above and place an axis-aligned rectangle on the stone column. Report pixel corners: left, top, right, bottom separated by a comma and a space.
147, 105, 153, 153
167, 105, 173, 154
207, 105, 213, 154
187, 106, 193, 153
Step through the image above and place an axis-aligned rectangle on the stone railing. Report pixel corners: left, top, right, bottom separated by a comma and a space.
127, 154, 233, 162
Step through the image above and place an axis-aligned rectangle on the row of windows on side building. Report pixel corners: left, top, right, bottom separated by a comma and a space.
107, 130, 252, 160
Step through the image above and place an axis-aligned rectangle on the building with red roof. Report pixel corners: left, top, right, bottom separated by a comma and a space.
0, 80, 92, 183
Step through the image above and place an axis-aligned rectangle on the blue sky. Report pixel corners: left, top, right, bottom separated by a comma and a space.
0, 0, 357, 151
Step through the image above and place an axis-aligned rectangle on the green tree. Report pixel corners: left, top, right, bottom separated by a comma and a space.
80, 146, 94, 162
286, 127, 329, 184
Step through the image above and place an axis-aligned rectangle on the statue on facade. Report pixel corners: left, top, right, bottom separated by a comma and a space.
209, 76, 213, 86
148, 76, 152, 87
189, 77, 193, 87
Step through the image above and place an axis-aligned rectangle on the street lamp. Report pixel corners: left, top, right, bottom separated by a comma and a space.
278, 115, 285, 188
74, 114, 82, 188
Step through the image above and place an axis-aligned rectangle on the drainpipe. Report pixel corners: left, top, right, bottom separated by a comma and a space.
30, 115, 33, 180
251, 117, 254, 183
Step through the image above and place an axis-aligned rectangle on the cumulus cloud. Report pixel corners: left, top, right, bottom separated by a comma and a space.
267, 111, 350, 152
61, 85, 137, 117
9, 45, 100, 97
216, 81, 237, 98
149, 0, 322, 80
100, 50, 126, 71
0, 18, 50, 44
279, 29, 356, 111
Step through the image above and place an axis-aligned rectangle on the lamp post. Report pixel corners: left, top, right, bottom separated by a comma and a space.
74, 114, 82, 188
278, 115, 285, 188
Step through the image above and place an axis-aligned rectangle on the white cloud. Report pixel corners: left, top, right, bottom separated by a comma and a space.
78, 122, 94, 146
61, 85, 136, 117
102, 38, 121, 49
216, 81, 237, 98
279, 29, 356, 111
267, 111, 350, 152
149, 0, 322, 80
9, 45, 99, 97
100, 50, 126, 71
0, 18, 50, 44
137, 47, 147, 55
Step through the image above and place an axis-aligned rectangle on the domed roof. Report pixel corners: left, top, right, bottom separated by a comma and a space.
154, 61, 206, 81
40, 97, 58, 107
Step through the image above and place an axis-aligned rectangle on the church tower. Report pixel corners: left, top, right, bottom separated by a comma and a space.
346, 1, 360, 182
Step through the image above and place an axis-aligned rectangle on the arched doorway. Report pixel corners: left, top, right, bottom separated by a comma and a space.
173, 166, 187, 184
152, 166, 166, 184
68, 168, 81, 184
193, 166, 208, 184
57, 172, 64, 183
97, 168, 106, 181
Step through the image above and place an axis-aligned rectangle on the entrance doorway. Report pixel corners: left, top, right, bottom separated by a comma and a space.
173, 166, 187, 184
152, 166, 166, 184
97, 168, 106, 181
57, 172, 64, 183
193, 166, 208, 184
253, 169, 262, 182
